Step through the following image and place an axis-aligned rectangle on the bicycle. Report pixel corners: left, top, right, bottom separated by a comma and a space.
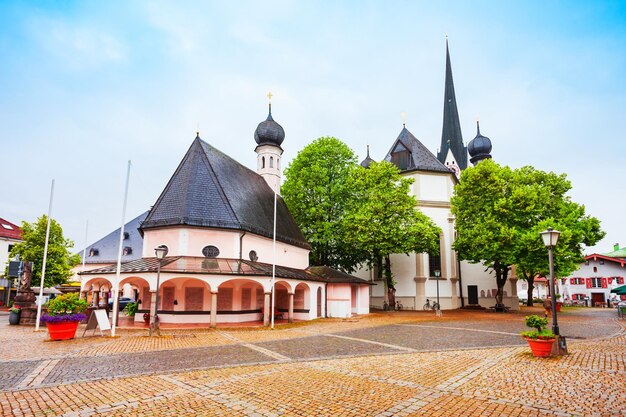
423, 298, 440, 311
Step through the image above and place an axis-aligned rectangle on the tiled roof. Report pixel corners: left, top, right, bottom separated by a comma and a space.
78, 211, 148, 264
0, 218, 22, 240
604, 246, 626, 259
141, 136, 310, 249
384, 127, 455, 174
306, 266, 373, 284
79, 256, 371, 285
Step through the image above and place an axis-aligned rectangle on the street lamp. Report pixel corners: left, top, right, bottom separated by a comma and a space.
540, 228, 560, 335
150, 245, 168, 336
434, 269, 441, 314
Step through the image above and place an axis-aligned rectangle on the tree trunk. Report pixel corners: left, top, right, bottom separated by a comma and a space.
384, 255, 395, 306
493, 261, 509, 306
526, 275, 535, 307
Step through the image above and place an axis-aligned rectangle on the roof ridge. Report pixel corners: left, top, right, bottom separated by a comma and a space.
197, 139, 240, 224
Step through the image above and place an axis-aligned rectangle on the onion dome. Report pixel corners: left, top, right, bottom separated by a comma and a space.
254, 104, 285, 147
360, 145, 374, 168
468, 121, 492, 164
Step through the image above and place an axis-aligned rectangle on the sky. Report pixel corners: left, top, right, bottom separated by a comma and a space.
1, 0, 625, 255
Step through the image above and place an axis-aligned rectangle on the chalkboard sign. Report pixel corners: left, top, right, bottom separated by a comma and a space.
83, 309, 111, 337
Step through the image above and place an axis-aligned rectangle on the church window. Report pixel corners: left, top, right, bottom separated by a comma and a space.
277, 158, 279, 170
428, 243, 442, 277
202, 245, 220, 258
262, 157, 265, 169
270, 156, 274, 168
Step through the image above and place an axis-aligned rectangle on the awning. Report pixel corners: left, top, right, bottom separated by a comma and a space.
610, 285, 626, 295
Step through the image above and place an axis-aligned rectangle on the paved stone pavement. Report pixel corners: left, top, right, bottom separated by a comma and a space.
0, 307, 624, 416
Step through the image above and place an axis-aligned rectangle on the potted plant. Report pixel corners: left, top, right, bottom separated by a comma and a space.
123, 301, 138, 317
40, 293, 88, 341
521, 314, 556, 357
555, 294, 563, 312
9, 305, 21, 325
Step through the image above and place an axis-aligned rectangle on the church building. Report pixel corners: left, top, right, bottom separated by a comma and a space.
79, 103, 371, 327
356, 39, 520, 310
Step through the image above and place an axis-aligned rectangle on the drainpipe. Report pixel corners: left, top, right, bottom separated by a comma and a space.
457, 252, 464, 307
239, 232, 247, 260
325, 282, 328, 318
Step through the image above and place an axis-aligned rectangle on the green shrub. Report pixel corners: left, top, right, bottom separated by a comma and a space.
123, 302, 138, 317
521, 314, 555, 340
45, 292, 88, 315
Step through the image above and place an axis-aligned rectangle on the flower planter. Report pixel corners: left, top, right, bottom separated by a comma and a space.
46, 321, 80, 341
555, 302, 562, 312
525, 338, 555, 357
9, 311, 20, 325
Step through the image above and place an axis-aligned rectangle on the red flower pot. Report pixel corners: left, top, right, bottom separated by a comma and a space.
46, 321, 80, 341
525, 337, 555, 357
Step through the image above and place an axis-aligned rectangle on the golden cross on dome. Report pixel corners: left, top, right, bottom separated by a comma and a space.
267, 91, 273, 103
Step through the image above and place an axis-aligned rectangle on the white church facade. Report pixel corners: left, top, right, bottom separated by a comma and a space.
355, 40, 519, 311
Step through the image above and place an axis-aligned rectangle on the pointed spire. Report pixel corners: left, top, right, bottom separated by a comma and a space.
476, 120, 480, 135
437, 36, 468, 170
266, 91, 274, 121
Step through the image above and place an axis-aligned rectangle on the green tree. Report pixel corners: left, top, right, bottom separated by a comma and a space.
281, 137, 363, 271
9, 215, 80, 287
451, 160, 604, 306
513, 168, 604, 305
343, 161, 441, 304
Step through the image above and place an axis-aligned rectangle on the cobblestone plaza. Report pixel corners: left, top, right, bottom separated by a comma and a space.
1, 307, 624, 416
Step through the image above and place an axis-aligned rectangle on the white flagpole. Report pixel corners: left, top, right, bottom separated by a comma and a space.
35, 179, 55, 331
81, 220, 88, 272
111, 160, 131, 337
271, 191, 277, 329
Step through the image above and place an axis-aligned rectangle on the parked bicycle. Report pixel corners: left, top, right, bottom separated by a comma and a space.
423, 298, 440, 311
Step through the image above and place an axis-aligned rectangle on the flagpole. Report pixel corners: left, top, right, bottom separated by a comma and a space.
35, 179, 54, 331
81, 220, 88, 272
111, 160, 131, 337
271, 191, 277, 329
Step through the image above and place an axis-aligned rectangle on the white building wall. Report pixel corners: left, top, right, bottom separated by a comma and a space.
562, 257, 626, 306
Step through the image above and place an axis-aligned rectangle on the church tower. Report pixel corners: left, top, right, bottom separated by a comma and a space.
437, 38, 468, 170
254, 94, 285, 194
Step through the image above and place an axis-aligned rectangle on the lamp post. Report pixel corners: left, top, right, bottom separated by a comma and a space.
150, 245, 168, 336
540, 228, 560, 336
434, 269, 441, 313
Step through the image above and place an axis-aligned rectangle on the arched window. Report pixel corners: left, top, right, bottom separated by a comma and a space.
277, 158, 280, 170
429, 241, 442, 277
270, 156, 274, 168
262, 157, 265, 169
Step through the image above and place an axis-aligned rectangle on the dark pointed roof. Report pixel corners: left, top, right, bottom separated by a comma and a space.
79, 211, 148, 264
468, 121, 493, 164
360, 145, 374, 168
141, 136, 310, 249
254, 103, 285, 149
437, 39, 468, 170
384, 127, 454, 174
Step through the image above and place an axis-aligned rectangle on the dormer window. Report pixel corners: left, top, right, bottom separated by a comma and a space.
123, 232, 129, 240
390, 142, 411, 170
123, 246, 132, 256
89, 248, 99, 257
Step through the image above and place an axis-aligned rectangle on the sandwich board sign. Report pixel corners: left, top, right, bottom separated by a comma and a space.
82, 309, 111, 337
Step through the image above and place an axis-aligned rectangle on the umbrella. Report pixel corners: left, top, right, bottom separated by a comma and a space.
31, 287, 63, 295
610, 284, 626, 295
